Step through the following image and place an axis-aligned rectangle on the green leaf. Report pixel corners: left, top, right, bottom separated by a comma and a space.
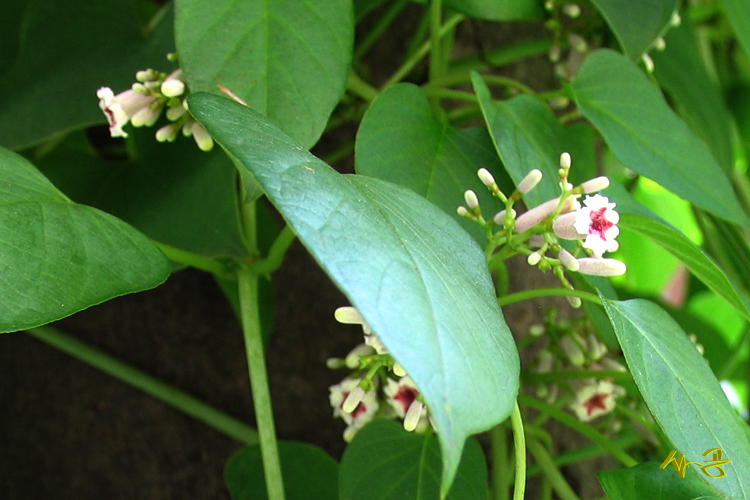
339, 420, 488, 500
355, 83, 504, 244
570, 50, 750, 228
0, 0, 175, 150
189, 92, 519, 493
652, 15, 733, 173
442, 0, 543, 20
36, 129, 248, 258
174, 0, 353, 149
0, 146, 170, 333
225, 441, 338, 500
472, 73, 564, 209
598, 462, 721, 500
589, 0, 678, 59
602, 298, 750, 500
618, 213, 750, 322
719, 0, 750, 65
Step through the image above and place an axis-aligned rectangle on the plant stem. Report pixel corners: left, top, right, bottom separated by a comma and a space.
524, 369, 632, 384
519, 394, 638, 467
498, 288, 602, 307
527, 438, 582, 500
429, 0, 443, 83
511, 402, 527, 500
250, 224, 297, 275
26, 325, 258, 445
354, 0, 410, 60
238, 265, 285, 500
491, 424, 510, 500
347, 71, 379, 102
155, 241, 232, 277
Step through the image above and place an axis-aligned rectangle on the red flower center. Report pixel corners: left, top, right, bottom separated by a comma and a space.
583, 392, 610, 416
589, 207, 613, 241
393, 386, 419, 413
340, 391, 368, 419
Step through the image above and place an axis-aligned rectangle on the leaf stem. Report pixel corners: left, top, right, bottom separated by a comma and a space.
491, 424, 510, 500
527, 438, 582, 500
238, 265, 285, 500
26, 325, 258, 444
348, 71, 379, 102
498, 288, 602, 307
155, 241, 232, 277
429, 0, 443, 83
250, 224, 297, 276
511, 401, 527, 500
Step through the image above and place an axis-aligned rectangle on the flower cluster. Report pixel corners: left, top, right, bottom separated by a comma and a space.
457, 152, 625, 307
327, 307, 432, 441
97, 55, 213, 151
529, 313, 629, 424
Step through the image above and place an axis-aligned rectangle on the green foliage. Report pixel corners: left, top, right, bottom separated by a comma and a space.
339, 421, 488, 500
189, 92, 519, 491
599, 462, 721, 500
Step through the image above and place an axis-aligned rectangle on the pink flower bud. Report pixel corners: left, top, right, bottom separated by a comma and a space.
518, 169, 543, 194
580, 176, 610, 193
515, 196, 577, 233
577, 257, 626, 276
558, 249, 580, 271
553, 213, 586, 240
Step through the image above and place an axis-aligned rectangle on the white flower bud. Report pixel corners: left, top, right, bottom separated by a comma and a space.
518, 169, 543, 194
600, 358, 627, 372
493, 209, 515, 225
654, 37, 666, 51
558, 249, 580, 271
527, 251, 542, 266
155, 123, 180, 142
166, 104, 187, 121
190, 121, 214, 151
553, 213, 585, 240
670, 11, 681, 27
577, 257, 627, 276
477, 168, 495, 187
403, 400, 424, 432
131, 103, 162, 127
457, 206, 469, 217
548, 96, 570, 109
568, 33, 588, 53
567, 296, 582, 308
529, 324, 545, 337
326, 357, 345, 369
335, 306, 365, 325
563, 3, 581, 18
136, 69, 158, 82
345, 344, 374, 369
392, 362, 407, 377
580, 176, 610, 193
161, 69, 186, 97
642, 53, 654, 73
549, 44, 561, 63
587, 334, 608, 360
342, 386, 365, 413
464, 190, 479, 209
560, 336, 585, 366
528, 234, 545, 247
560, 152, 571, 170
515, 196, 577, 233
131, 82, 148, 94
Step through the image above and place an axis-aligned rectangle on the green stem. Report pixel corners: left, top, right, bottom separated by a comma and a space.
519, 394, 638, 467
354, 0, 410, 60
511, 402, 527, 500
527, 438, 582, 500
449, 37, 557, 75
498, 288, 602, 307
238, 266, 285, 500
429, 0, 443, 83
381, 13, 464, 88
718, 324, 750, 380
491, 424, 510, 500
420, 87, 478, 103
347, 71, 379, 102
524, 369, 632, 384
250, 224, 297, 276
26, 325, 258, 445
156, 241, 231, 277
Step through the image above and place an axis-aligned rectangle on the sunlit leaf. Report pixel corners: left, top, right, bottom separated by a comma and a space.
598, 461, 721, 500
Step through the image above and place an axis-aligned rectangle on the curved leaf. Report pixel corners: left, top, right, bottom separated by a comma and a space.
0, 147, 170, 333
225, 441, 338, 500
188, 92, 519, 493
598, 462, 721, 500
719, 0, 750, 65
439, 0, 543, 20
571, 50, 750, 228
339, 420, 488, 500
355, 83, 504, 244
602, 298, 750, 500
175, 0, 353, 149
590, 0, 678, 59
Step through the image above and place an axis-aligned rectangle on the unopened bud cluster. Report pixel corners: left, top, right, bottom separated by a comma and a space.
458, 152, 626, 306
96, 54, 214, 151
327, 306, 433, 441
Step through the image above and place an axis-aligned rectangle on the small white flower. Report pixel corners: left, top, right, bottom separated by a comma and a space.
329, 377, 379, 441
384, 377, 429, 432
97, 87, 158, 138
161, 69, 186, 97
569, 380, 620, 422
573, 194, 620, 257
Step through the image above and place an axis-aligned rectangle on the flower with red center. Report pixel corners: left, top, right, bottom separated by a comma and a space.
569, 379, 621, 422
97, 87, 159, 138
573, 194, 620, 257
384, 377, 429, 432
329, 377, 379, 441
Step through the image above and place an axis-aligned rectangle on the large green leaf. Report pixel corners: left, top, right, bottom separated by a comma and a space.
602, 298, 750, 500
0, 0, 175, 150
174, 0, 353, 149
618, 213, 750, 322
590, 0, 678, 59
36, 129, 248, 258
571, 50, 750, 228
719, 0, 750, 65
189, 92, 519, 493
339, 420, 488, 500
598, 462, 721, 500
652, 15, 733, 173
415, 0, 543, 20
225, 441, 338, 500
0, 147, 170, 333
355, 83, 504, 244
472, 73, 565, 209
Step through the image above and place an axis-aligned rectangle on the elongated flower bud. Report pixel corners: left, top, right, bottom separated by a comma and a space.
558, 249, 580, 271
560, 335, 585, 366
577, 257, 626, 276
580, 176, 610, 193
515, 196, 577, 233
342, 386, 365, 413
518, 169, 543, 194
560, 152, 571, 170
553, 213, 585, 240
477, 168, 495, 187
527, 251, 542, 266
493, 208, 515, 225
464, 190, 479, 209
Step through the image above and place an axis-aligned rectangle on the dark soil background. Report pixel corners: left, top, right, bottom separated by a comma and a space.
0, 5, 608, 499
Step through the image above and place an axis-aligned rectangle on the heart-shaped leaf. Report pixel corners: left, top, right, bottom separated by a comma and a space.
339, 420, 488, 500
602, 298, 750, 500
570, 50, 750, 227
0, 147, 170, 333
355, 83, 505, 244
598, 462, 721, 500
175, 0, 353, 149
189, 92, 519, 493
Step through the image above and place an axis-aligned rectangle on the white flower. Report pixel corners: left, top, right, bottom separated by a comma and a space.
569, 380, 620, 421
329, 377, 379, 441
573, 194, 620, 257
97, 87, 158, 138
384, 377, 429, 432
